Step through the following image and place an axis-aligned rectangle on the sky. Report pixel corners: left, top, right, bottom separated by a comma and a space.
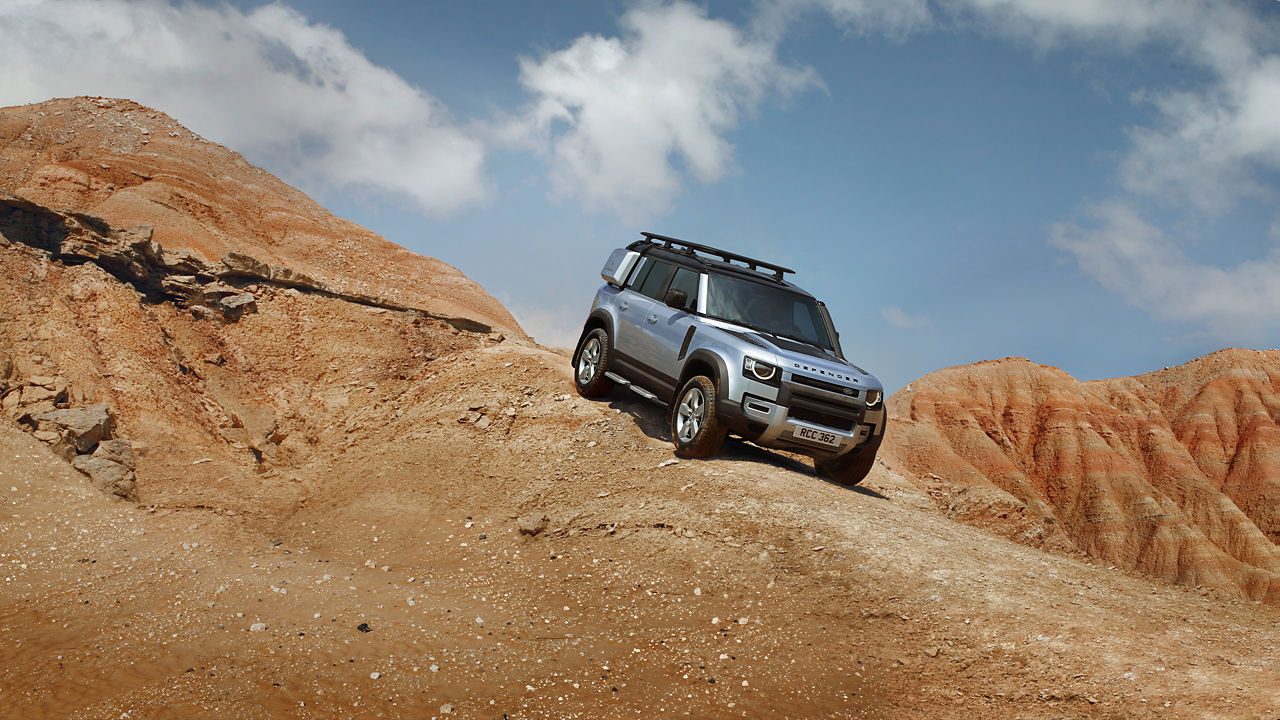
2, 0, 1279, 392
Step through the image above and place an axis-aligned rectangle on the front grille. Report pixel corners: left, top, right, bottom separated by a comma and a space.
786, 386, 862, 432
788, 406, 856, 432
791, 374, 858, 398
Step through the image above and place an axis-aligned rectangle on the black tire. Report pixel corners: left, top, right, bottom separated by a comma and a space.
815, 417, 886, 487
573, 328, 615, 398
814, 449, 876, 487
670, 375, 727, 458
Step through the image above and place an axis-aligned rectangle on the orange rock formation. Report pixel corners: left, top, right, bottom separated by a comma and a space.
0, 96, 521, 335
883, 351, 1280, 604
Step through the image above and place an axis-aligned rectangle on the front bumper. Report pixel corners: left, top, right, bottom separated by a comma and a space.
739, 394, 881, 457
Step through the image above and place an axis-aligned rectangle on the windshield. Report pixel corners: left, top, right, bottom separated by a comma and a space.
705, 274, 833, 349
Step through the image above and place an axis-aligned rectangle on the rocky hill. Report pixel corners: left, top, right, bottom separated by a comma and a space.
882, 353, 1280, 604
0, 96, 520, 335
0, 98, 1275, 719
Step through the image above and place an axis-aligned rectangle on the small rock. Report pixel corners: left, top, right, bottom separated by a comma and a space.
439, 704, 453, 715
369, 672, 380, 680
518, 514, 548, 537
658, 458, 679, 468
693, 587, 702, 596
475, 415, 491, 430
189, 304, 218, 321
737, 617, 749, 625
356, 622, 371, 633
219, 293, 257, 320
925, 647, 941, 658
249, 622, 266, 632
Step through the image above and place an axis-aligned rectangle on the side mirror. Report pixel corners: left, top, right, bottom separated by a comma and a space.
664, 289, 689, 310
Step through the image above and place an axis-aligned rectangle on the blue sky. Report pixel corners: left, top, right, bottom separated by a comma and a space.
3, 0, 1279, 391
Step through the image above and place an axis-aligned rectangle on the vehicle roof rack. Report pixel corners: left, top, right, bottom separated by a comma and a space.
639, 231, 795, 281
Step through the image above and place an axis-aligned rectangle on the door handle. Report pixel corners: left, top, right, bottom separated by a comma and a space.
646, 314, 658, 324
619, 301, 629, 311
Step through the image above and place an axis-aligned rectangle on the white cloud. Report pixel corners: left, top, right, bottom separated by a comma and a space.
509, 1, 818, 220
753, 0, 931, 40
951, 0, 1279, 216
882, 306, 930, 329
1052, 203, 1280, 336
508, 301, 583, 351
0, 0, 487, 215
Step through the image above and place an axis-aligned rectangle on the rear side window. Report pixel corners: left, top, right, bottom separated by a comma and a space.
631, 258, 675, 300
667, 267, 700, 311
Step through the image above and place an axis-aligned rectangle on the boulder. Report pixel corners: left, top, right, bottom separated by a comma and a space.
70, 455, 137, 501
32, 404, 113, 452
92, 438, 136, 470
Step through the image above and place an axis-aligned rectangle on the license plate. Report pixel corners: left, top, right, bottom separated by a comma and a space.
794, 426, 840, 448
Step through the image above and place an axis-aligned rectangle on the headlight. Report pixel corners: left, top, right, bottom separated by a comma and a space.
743, 357, 778, 383
865, 389, 882, 407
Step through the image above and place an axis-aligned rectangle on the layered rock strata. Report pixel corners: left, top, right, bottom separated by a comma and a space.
883, 353, 1280, 604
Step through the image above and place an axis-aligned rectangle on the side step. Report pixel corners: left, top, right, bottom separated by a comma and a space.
604, 372, 660, 402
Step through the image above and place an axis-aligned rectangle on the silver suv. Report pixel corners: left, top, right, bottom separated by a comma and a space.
572, 232, 885, 486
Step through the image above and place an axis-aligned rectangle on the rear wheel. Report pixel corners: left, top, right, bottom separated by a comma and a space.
670, 375, 727, 458
574, 328, 615, 398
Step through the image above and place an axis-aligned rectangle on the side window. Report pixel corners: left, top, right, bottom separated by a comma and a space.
635, 259, 675, 300
625, 257, 652, 289
667, 267, 700, 311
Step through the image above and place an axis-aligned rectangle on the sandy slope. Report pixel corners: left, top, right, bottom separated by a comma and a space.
1, 300, 1276, 718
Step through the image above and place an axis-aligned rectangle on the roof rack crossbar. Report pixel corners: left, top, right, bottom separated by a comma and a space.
640, 231, 794, 280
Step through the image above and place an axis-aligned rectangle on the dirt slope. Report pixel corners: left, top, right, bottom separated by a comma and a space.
882, 354, 1280, 606
0, 99, 1276, 718
0, 96, 520, 335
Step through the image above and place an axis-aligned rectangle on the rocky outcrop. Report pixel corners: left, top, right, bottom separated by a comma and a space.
1, 190, 495, 331
24, 404, 136, 500
882, 352, 1280, 605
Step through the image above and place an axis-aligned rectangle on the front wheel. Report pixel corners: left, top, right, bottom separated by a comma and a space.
574, 328, 615, 398
670, 375, 727, 458
814, 449, 877, 487
814, 418, 886, 487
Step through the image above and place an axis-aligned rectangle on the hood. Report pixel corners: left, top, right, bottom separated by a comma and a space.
734, 330, 877, 387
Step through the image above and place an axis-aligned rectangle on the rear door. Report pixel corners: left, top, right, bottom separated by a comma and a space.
639, 266, 702, 400
612, 256, 673, 383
